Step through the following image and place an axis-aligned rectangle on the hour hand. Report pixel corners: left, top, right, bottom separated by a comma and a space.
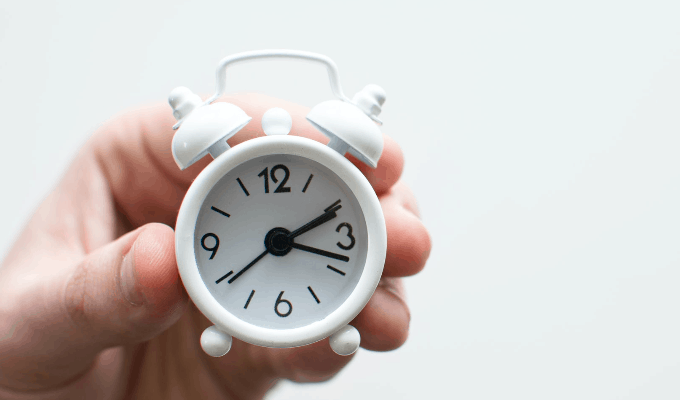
289, 242, 349, 262
287, 199, 342, 240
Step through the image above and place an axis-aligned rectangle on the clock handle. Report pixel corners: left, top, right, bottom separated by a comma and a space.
204, 50, 353, 106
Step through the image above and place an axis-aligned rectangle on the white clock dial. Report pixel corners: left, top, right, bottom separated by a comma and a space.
194, 154, 368, 330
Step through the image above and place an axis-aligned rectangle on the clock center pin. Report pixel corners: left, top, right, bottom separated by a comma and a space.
264, 227, 292, 256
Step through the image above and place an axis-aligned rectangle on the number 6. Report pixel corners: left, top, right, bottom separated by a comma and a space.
275, 291, 292, 317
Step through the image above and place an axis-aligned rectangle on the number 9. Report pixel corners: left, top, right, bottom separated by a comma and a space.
201, 233, 220, 259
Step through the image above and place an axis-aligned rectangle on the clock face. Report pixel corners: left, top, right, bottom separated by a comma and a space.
193, 154, 369, 330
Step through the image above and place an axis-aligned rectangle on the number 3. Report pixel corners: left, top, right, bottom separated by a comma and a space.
336, 223, 356, 250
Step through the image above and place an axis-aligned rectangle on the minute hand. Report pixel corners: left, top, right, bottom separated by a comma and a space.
289, 242, 350, 262
287, 203, 342, 239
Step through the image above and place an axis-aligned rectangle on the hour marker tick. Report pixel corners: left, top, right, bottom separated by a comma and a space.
244, 290, 255, 309
211, 206, 230, 218
326, 265, 346, 276
302, 174, 314, 193
307, 286, 320, 303
236, 178, 250, 196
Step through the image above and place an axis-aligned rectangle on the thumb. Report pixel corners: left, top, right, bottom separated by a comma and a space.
62, 223, 188, 348
0, 223, 188, 391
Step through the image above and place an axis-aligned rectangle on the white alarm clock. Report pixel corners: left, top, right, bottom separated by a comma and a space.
169, 50, 387, 357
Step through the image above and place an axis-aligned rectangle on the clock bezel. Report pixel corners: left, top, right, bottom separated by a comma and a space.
175, 135, 387, 348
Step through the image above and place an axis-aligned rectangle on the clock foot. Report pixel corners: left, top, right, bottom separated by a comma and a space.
201, 325, 232, 357
329, 325, 360, 356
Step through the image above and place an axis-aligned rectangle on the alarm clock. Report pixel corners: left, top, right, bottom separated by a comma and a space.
168, 50, 387, 357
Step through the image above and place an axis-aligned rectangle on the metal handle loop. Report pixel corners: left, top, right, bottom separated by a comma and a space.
205, 49, 352, 105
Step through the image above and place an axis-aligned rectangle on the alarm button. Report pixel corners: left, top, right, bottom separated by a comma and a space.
262, 107, 292, 136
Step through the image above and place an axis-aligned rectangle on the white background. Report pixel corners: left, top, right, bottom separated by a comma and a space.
2, 1, 680, 399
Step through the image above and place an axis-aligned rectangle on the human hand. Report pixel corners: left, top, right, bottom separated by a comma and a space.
0, 94, 431, 399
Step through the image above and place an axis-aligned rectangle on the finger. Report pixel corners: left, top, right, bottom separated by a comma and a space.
381, 180, 432, 277
63, 222, 188, 343
347, 135, 404, 195
352, 277, 410, 351
2, 223, 188, 389
92, 94, 404, 228
248, 338, 355, 384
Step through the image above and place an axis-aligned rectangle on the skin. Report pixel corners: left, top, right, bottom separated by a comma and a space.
0, 94, 432, 400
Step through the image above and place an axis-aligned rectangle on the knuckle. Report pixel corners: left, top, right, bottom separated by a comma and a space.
63, 259, 92, 331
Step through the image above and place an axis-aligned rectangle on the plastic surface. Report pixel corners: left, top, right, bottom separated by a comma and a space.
329, 325, 361, 356
261, 107, 292, 136
307, 99, 383, 168
170, 50, 387, 354
171, 101, 252, 170
201, 325, 233, 357
175, 135, 386, 349
168, 86, 202, 125
352, 84, 386, 122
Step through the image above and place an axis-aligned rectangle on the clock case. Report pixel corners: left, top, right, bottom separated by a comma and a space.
176, 135, 386, 351
169, 50, 387, 356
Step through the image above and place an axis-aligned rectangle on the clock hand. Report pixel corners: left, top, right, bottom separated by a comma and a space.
226, 200, 345, 284
289, 242, 350, 262
287, 200, 342, 240
227, 249, 269, 284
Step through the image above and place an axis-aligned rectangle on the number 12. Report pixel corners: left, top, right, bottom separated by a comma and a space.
258, 164, 291, 193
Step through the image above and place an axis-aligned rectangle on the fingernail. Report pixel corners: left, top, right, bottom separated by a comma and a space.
120, 250, 144, 306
